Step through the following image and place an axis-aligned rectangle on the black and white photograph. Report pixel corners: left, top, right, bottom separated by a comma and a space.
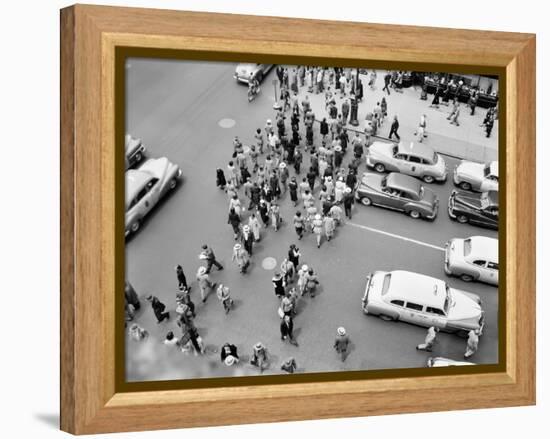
124, 60, 499, 381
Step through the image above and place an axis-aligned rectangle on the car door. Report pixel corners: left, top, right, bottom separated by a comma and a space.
425, 306, 447, 328
480, 175, 498, 192
382, 188, 405, 210
486, 261, 499, 285
143, 178, 161, 214
471, 259, 488, 282
405, 155, 423, 178
402, 301, 430, 327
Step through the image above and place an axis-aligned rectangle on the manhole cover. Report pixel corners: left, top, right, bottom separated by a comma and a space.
262, 257, 277, 270
218, 118, 236, 128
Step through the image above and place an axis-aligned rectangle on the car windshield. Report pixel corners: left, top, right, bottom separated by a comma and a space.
432, 152, 438, 164
381, 176, 388, 188
463, 238, 472, 256
480, 192, 491, 209
392, 145, 399, 156
483, 165, 491, 177
381, 273, 392, 296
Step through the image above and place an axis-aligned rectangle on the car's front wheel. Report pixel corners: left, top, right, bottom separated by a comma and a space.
379, 314, 396, 321
457, 214, 469, 224
130, 220, 141, 234
360, 196, 372, 206
460, 181, 472, 191
409, 210, 421, 219
423, 175, 435, 184
374, 163, 386, 173
460, 273, 474, 282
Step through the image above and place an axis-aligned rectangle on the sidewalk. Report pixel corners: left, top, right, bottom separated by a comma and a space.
292, 71, 498, 162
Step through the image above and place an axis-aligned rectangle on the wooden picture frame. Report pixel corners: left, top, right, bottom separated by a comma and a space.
60, 4, 536, 434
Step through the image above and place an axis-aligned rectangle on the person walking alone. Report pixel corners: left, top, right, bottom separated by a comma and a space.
464, 330, 480, 358
232, 243, 250, 274
216, 284, 233, 314
293, 211, 305, 240
333, 327, 350, 362
416, 326, 438, 351
227, 207, 241, 240
175, 265, 188, 291
200, 244, 224, 273
196, 266, 216, 303
146, 295, 170, 323
389, 115, 400, 140
248, 213, 261, 242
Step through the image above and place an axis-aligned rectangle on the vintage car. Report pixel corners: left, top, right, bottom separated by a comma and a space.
125, 157, 182, 237
448, 190, 499, 230
125, 134, 146, 170
362, 270, 485, 336
366, 141, 447, 183
444, 236, 498, 285
453, 160, 499, 192
427, 357, 475, 367
234, 63, 274, 84
355, 172, 438, 220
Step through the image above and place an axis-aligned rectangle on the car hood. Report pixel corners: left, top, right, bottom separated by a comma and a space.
452, 190, 482, 210
456, 161, 484, 179
369, 142, 394, 158
236, 63, 255, 73
447, 288, 483, 322
125, 134, 142, 155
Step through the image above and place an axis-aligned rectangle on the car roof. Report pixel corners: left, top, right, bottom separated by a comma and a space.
126, 170, 152, 205
468, 236, 498, 262
387, 270, 446, 309
386, 172, 421, 194
397, 141, 435, 160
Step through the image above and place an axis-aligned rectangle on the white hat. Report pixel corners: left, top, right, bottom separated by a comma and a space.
279, 162, 287, 168
224, 355, 236, 366
315, 214, 321, 220
197, 266, 207, 275
254, 342, 264, 350
301, 265, 308, 272
344, 187, 352, 194
234, 243, 242, 250
334, 145, 342, 152
266, 119, 272, 124
337, 327, 346, 336
243, 225, 250, 231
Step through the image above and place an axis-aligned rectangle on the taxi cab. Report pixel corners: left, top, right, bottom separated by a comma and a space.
444, 236, 498, 285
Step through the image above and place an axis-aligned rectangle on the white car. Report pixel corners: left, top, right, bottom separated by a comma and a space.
366, 141, 447, 183
453, 160, 498, 192
125, 157, 182, 236
125, 134, 146, 169
362, 270, 485, 336
444, 236, 498, 285
427, 357, 475, 367
234, 63, 274, 84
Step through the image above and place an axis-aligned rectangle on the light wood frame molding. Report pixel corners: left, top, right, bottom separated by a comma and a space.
60, 4, 536, 434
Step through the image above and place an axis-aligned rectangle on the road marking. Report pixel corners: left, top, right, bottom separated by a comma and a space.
218, 118, 236, 128
347, 222, 445, 251
262, 257, 277, 270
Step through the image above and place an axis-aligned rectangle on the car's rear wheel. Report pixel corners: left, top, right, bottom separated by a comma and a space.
169, 178, 178, 190
457, 214, 469, 224
130, 220, 141, 234
409, 210, 421, 219
360, 197, 372, 206
374, 163, 386, 173
460, 274, 474, 282
423, 175, 435, 184
460, 181, 472, 191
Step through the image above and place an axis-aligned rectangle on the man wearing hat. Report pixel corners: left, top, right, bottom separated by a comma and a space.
297, 264, 309, 296
288, 176, 299, 207
312, 213, 324, 248
334, 327, 350, 362
220, 342, 239, 363
200, 244, 224, 273
281, 357, 297, 374
334, 144, 344, 169
196, 266, 216, 303
232, 243, 250, 274
250, 342, 268, 372
272, 272, 286, 298
279, 162, 289, 194
464, 329, 480, 358
175, 265, 188, 292
216, 284, 233, 314
241, 224, 254, 256
146, 295, 170, 324
343, 187, 355, 219
416, 326, 439, 352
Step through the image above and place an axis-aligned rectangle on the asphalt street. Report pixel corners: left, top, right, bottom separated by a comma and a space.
125, 59, 499, 381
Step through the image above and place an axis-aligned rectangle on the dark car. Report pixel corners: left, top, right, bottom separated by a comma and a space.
356, 172, 438, 220
448, 190, 498, 230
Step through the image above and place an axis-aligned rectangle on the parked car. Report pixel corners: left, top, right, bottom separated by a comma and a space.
427, 357, 475, 367
453, 160, 498, 192
366, 141, 447, 183
355, 172, 438, 220
448, 190, 499, 230
234, 63, 274, 84
125, 134, 146, 169
444, 236, 498, 285
361, 270, 485, 336
125, 157, 182, 237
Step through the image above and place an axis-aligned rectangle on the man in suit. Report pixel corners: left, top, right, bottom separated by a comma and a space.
280, 315, 298, 346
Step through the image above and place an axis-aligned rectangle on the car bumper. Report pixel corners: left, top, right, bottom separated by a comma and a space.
426, 201, 439, 220
444, 242, 452, 275
234, 73, 251, 84
448, 193, 457, 219
127, 145, 146, 166
365, 156, 374, 168
435, 170, 448, 182
361, 274, 373, 313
